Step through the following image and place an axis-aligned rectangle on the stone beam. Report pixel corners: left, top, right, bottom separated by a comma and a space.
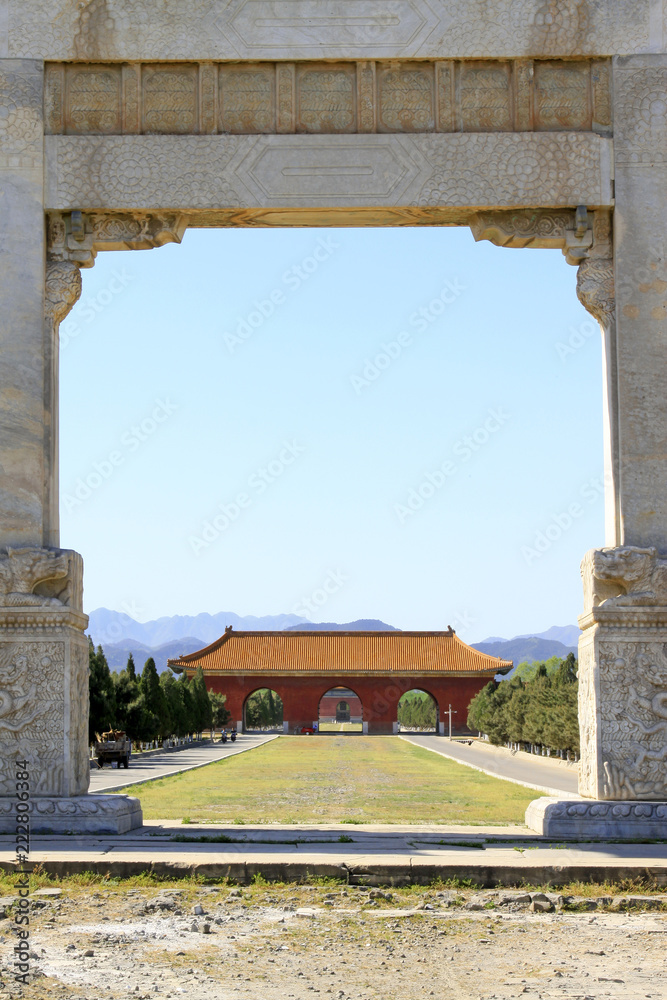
3, 0, 665, 61
44, 132, 613, 214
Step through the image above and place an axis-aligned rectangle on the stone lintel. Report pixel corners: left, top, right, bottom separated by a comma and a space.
526, 796, 667, 839
0, 794, 143, 835
4, 1, 661, 62
44, 132, 613, 213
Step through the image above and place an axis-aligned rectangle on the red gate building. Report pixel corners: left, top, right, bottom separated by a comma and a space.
169, 627, 512, 735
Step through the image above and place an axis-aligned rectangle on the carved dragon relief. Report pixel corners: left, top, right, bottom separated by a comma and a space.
0, 547, 83, 610
579, 546, 667, 800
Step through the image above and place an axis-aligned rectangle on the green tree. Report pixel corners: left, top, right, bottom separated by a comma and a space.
160, 672, 184, 737
397, 690, 437, 729
190, 667, 212, 735
179, 673, 196, 736
140, 658, 168, 741
113, 654, 141, 733
244, 689, 283, 729
467, 656, 580, 753
88, 640, 116, 741
210, 692, 231, 730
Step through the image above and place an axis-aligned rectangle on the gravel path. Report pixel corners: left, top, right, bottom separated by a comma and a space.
1, 883, 665, 999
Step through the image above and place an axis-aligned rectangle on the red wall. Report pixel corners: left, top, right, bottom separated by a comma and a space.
203, 673, 488, 735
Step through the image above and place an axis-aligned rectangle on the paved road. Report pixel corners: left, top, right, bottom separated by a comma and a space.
89, 734, 278, 793
403, 735, 580, 797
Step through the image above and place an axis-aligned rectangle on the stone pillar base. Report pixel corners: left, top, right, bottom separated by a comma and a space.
0, 794, 143, 835
526, 796, 667, 839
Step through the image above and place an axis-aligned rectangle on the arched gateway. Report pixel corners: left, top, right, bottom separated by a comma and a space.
1, 2, 666, 837
169, 627, 510, 735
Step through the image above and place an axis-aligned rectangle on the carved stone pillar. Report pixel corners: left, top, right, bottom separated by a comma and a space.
472, 205, 667, 837
526, 543, 667, 838
0, 208, 186, 833
0, 546, 143, 833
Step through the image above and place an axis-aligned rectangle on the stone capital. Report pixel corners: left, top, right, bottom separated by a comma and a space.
581, 545, 667, 614
0, 545, 84, 614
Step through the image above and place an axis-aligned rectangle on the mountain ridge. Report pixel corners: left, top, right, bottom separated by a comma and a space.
87, 609, 581, 675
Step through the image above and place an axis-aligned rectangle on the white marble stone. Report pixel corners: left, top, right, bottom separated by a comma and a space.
526, 796, 667, 839
2, 7, 667, 846
2, 0, 663, 61
44, 132, 613, 212
611, 54, 667, 550
0, 59, 52, 547
0, 794, 143, 835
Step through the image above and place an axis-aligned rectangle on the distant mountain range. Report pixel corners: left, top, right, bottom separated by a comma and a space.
285, 619, 399, 632
86, 608, 580, 675
470, 625, 579, 671
87, 608, 309, 648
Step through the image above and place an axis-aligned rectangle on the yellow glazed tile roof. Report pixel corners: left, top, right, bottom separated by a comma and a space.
169, 629, 512, 676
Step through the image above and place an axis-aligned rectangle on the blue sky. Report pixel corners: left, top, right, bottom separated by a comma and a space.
59, 225, 604, 641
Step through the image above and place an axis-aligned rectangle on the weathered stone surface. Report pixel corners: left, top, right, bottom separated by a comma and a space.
577, 548, 667, 803
611, 55, 667, 551
2, 6, 667, 844
0, 793, 143, 835
526, 797, 667, 838
0, 59, 50, 547
3, 1, 662, 62
0, 615, 88, 797
44, 59, 611, 137
44, 132, 613, 212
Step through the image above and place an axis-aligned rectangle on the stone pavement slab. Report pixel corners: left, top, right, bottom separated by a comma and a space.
1, 820, 665, 887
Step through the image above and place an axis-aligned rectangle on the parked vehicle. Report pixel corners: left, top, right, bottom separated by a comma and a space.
94, 729, 131, 768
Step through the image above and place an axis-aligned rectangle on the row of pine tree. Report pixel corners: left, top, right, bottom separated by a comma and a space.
88, 640, 230, 744
466, 653, 580, 754
397, 690, 437, 729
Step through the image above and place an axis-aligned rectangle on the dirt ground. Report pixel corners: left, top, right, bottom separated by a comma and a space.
0, 882, 666, 1000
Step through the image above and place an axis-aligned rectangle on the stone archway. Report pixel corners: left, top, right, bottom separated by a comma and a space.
397, 689, 438, 733
1, 6, 666, 837
243, 688, 284, 733
318, 686, 364, 733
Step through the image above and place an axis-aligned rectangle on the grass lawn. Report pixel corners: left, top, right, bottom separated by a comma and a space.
117, 736, 535, 825
318, 722, 363, 732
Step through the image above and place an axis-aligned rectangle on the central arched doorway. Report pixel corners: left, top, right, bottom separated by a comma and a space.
397, 689, 438, 733
243, 688, 284, 732
318, 686, 363, 733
